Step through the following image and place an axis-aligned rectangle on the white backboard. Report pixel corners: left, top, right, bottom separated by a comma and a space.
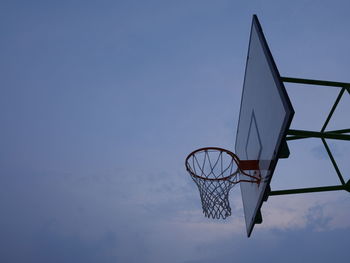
235, 15, 294, 237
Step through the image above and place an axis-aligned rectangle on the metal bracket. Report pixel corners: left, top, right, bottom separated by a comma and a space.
270, 77, 350, 196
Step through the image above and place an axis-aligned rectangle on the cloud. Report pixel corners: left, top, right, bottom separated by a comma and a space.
256, 192, 350, 233
311, 142, 344, 160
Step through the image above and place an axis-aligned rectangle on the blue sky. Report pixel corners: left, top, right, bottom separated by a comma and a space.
1, 0, 350, 262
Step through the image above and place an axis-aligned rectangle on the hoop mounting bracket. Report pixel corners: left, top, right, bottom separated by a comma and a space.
239, 160, 259, 171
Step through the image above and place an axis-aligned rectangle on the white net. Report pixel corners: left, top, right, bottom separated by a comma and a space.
186, 148, 239, 219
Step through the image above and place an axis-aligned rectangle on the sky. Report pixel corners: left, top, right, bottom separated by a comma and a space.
1, 0, 350, 262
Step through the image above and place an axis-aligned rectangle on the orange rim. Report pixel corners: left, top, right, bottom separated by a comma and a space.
185, 147, 260, 183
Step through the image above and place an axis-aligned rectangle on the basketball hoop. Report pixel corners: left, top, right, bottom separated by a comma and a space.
185, 147, 260, 219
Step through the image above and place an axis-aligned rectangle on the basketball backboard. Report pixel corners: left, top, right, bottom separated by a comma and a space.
235, 15, 295, 237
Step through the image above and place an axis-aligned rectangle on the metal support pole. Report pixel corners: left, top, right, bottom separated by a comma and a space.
286, 129, 350, 141
325, 128, 350, 134
281, 77, 350, 88
270, 183, 350, 196
287, 129, 350, 140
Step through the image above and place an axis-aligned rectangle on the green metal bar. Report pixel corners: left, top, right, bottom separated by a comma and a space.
269, 184, 346, 196
286, 128, 350, 141
286, 135, 307, 141
321, 138, 346, 185
325, 128, 350, 134
281, 77, 350, 88
321, 88, 345, 132
287, 129, 350, 140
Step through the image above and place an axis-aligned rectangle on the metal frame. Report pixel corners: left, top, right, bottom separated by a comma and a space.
269, 77, 350, 196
